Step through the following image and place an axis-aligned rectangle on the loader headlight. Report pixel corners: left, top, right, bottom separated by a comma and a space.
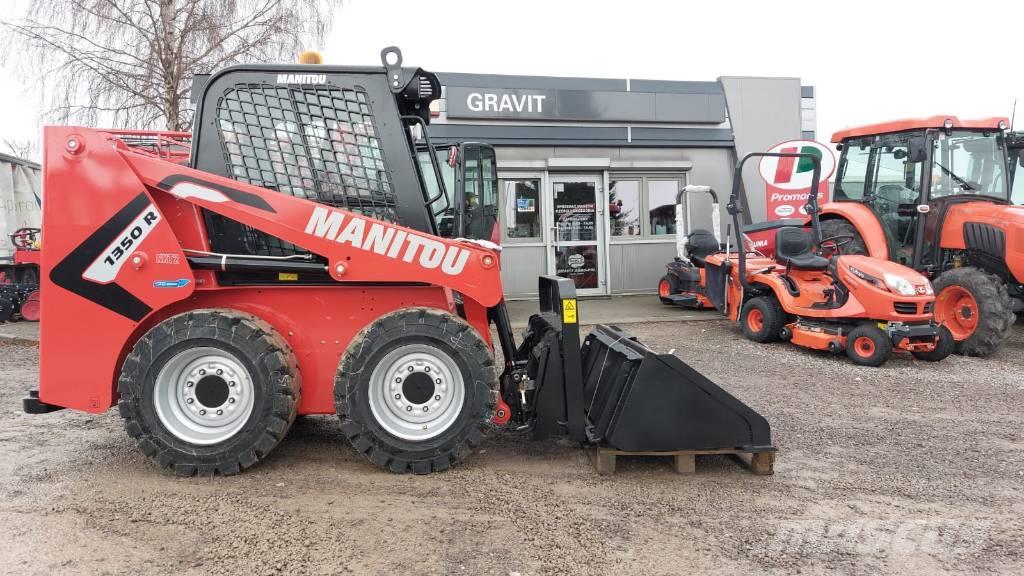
923, 279, 934, 295
883, 272, 917, 296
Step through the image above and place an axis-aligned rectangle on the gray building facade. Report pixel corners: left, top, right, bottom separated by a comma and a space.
427, 72, 816, 298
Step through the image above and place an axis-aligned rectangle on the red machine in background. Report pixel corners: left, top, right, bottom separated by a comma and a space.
0, 227, 41, 321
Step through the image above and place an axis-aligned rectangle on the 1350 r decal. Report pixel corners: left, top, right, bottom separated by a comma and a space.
49, 193, 156, 321
82, 207, 160, 284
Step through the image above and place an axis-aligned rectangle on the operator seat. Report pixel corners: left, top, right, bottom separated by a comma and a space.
685, 229, 720, 268
774, 227, 829, 270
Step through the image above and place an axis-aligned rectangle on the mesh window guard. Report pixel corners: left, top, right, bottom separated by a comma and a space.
213, 82, 399, 256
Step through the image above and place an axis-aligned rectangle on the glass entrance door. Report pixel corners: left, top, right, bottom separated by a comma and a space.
548, 174, 605, 295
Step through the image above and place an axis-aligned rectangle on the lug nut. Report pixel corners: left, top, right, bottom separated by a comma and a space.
217, 369, 223, 375
229, 381, 236, 387
434, 395, 441, 401
199, 409, 207, 416
186, 381, 194, 387
395, 393, 402, 399
407, 367, 414, 372
199, 369, 206, 375
395, 377, 401, 383
228, 398, 236, 404
435, 378, 441, 384
424, 366, 430, 373
422, 406, 428, 412
186, 398, 194, 404
406, 406, 412, 411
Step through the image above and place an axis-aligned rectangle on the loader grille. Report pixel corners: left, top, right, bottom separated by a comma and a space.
213, 82, 398, 255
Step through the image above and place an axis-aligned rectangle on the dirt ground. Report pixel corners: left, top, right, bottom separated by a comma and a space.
2, 318, 1022, 576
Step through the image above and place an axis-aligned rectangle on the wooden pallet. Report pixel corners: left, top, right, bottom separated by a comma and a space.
593, 446, 776, 476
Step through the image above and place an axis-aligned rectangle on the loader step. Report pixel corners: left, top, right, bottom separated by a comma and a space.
593, 445, 776, 476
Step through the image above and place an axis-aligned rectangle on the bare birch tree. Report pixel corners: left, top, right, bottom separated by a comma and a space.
2, 0, 343, 131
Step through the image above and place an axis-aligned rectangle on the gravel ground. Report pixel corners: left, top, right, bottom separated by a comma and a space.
1, 318, 1022, 575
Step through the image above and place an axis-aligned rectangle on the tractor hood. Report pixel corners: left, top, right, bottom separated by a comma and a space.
839, 255, 932, 296
940, 201, 1024, 284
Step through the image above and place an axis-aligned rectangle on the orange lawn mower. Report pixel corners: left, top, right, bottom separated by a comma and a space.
665, 151, 953, 367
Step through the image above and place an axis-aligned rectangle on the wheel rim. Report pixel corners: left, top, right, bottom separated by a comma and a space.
368, 344, 466, 441
747, 308, 764, 332
658, 279, 670, 298
854, 336, 875, 357
153, 347, 255, 445
934, 286, 978, 341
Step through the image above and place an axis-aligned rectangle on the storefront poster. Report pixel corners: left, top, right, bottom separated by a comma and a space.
749, 140, 835, 255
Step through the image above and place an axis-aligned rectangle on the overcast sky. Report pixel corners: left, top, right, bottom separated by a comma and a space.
2, 0, 1022, 156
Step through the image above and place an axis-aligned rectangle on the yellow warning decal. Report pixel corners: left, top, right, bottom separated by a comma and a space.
562, 298, 578, 324
278, 272, 299, 281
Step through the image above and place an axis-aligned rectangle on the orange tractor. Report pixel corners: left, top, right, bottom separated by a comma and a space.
820, 117, 1021, 356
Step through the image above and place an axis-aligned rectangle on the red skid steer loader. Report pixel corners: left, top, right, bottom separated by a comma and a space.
23, 48, 774, 475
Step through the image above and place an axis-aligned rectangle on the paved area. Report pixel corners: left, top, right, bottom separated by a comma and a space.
1, 319, 1022, 575
0, 321, 39, 344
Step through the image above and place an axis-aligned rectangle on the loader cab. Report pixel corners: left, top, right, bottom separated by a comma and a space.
186, 48, 454, 277
416, 142, 499, 242
832, 118, 1011, 268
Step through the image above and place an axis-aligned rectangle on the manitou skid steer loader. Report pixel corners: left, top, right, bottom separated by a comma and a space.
23, 48, 774, 476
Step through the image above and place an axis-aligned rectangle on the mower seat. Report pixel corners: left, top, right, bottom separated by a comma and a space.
774, 227, 829, 270
685, 229, 720, 267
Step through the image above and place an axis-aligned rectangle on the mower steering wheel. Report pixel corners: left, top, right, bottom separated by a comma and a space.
10, 227, 41, 250
818, 234, 854, 256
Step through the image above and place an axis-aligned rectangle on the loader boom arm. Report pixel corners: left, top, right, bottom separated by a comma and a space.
113, 132, 505, 308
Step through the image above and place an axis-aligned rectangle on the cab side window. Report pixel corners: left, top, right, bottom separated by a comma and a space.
835, 139, 870, 200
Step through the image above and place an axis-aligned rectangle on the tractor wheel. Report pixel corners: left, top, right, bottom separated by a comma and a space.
740, 296, 786, 343
18, 290, 40, 322
335, 308, 496, 474
658, 274, 680, 305
117, 310, 300, 476
911, 325, 954, 362
845, 324, 892, 367
819, 219, 867, 255
931, 267, 1014, 357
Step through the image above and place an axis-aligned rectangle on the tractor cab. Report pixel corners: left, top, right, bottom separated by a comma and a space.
1009, 132, 1024, 205
831, 116, 1011, 269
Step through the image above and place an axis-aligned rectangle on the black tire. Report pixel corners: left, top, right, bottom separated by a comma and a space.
658, 274, 680, 305
845, 324, 892, 367
820, 218, 868, 255
912, 325, 954, 362
740, 295, 786, 343
931, 267, 1015, 357
117, 310, 300, 476
335, 308, 496, 474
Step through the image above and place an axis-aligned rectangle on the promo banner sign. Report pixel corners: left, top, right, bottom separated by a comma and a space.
745, 140, 835, 256
758, 139, 835, 220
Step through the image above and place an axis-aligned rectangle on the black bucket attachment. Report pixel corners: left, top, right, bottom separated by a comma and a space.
582, 324, 772, 452
519, 276, 773, 454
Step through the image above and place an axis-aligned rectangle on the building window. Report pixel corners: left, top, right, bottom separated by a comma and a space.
609, 179, 641, 236
647, 179, 680, 235
500, 178, 542, 240
609, 173, 687, 239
